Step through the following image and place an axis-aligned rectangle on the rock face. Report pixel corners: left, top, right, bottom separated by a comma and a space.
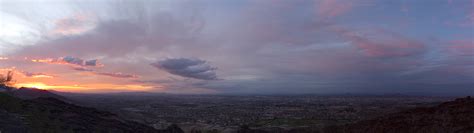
338, 96, 474, 133
0, 91, 184, 133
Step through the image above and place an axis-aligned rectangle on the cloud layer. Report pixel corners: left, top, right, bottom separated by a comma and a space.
31, 56, 103, 67
0, 0, 472, 95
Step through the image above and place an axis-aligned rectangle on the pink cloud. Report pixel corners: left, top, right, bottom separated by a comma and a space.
94, 72, 139, 79
70, 67, 139, 79
314, 0, 374, 19
316, 0, 353, 19
449, 40, 474, 56
335, 28, 425, 58
51, 13, 97, 36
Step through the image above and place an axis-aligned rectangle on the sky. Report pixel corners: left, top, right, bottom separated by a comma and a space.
0, 0, 473, 95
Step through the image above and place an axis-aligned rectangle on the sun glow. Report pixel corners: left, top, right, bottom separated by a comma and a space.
30, 75, 54, 78
13, 82, 157, 92
15, 82, 84, 90
31, 59, 54, 63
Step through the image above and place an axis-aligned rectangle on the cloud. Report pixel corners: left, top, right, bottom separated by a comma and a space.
31, 56, 103, 67
316, 0, 354, 19
94, 72, 139, 79
71, 67, 138, 79
0, 68, 54, 78
1, 0, 472, 95
151, 58, 218, 80
62, 56, 102, 67
314, 0, 374, 20
20, 71, 54, 78
51, 13, 97, 36
11, 1, 205, 58
72, 67, 94, 72
335, 28, 425, 58
449, 40, 474, 56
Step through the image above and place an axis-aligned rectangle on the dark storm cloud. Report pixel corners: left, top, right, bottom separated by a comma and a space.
151, 58, 218, 80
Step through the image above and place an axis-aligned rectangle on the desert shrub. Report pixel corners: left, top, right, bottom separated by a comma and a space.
0, 71, 14, 87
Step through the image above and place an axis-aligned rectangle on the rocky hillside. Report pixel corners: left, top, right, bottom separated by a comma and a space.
236, 96, 474, 133
0, 108, 28, 132
0, 89, 184, 133
336, 96, 474, 133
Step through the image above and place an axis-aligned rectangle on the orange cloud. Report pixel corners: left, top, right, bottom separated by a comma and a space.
21, 72, 54, 78
0, 68, 54, 79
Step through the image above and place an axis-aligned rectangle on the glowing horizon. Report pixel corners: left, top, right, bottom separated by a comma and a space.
14, 82, 157, 93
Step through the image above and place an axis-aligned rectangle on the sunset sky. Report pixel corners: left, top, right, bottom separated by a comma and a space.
0, 0, 473, 95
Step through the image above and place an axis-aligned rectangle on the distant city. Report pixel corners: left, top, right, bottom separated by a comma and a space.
66, 93, 452, 132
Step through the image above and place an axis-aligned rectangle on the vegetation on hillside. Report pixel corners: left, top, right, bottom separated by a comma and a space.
0, 71, 15, 87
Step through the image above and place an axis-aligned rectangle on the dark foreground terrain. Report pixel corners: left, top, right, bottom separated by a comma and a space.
0, 86, 183, 133
63, 93, 453, 132
239, 96, 474, 133
1, 86, 473, 133
337, 96, 474, 133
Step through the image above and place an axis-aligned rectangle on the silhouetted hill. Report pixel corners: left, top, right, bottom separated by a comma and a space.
8, 87, 69, 100
0, 91, 184, 133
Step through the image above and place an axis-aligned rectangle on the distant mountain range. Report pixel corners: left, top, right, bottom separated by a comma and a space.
0, 86, 184, 133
